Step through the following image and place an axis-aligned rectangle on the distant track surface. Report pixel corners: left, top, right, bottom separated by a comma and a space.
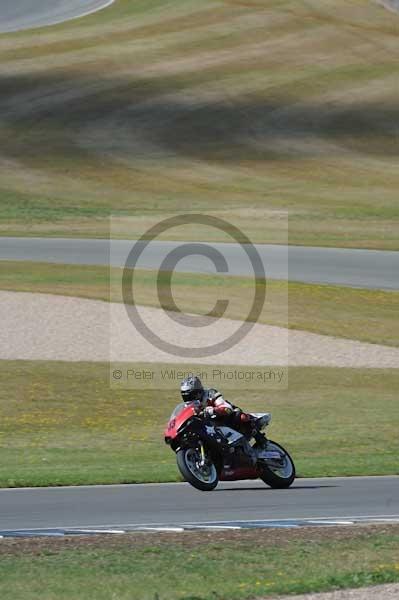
1, 237, 398, 290
378, 1, 399, 14
0, 0, 114, 33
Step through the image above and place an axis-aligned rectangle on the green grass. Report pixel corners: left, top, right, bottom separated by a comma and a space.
0, 361, 398, 487
1, 0, 399, 247
0, 528, 399, 599
1, 260, 398, 347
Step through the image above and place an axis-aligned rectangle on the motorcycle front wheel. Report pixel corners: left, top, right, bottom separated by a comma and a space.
176, 447, 219, 491
258, 440, 295, 489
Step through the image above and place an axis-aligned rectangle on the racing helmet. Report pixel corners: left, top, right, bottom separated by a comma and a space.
180, 375, 204, 404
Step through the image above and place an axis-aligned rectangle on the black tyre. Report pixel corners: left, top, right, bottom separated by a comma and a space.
176, 447, 218, 491
258, 440, 295, 489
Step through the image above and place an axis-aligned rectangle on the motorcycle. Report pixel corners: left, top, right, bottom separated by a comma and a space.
164, 401, 295, 491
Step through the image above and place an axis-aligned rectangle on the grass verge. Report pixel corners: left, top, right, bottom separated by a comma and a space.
0, 526, 399, 599
1, 261, 398, 347
0, 361, 398, 487
1, 0, 399, 247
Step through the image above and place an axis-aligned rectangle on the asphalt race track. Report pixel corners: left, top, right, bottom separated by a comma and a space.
0, 0, 113, 33
1, 477, 398, 537
1, 237, 399, 289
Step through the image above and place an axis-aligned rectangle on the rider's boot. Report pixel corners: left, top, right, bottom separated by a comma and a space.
254, 431, 267, 448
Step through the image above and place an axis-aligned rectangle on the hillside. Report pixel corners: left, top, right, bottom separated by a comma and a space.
0, 0, 398, 247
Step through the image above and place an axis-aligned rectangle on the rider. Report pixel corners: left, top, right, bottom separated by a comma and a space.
180, 375, 257, 461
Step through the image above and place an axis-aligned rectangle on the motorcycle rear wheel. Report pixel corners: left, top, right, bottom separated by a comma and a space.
176, 447, 218, 491
258, 440, 295, 489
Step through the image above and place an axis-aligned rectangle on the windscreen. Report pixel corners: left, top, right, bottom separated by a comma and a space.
169, 401, 196, 419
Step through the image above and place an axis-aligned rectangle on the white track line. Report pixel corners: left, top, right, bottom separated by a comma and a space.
3, 0, 115, 34
101, 514, 399, 529
138, 527, 185, 533
308, 520, 355, 525
188, 525, 242, 530
3, 514, 399, 534
75, 529, 126, 534
43, 0, 116, 29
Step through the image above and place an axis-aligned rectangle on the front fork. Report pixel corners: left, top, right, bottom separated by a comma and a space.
198, 440, 206, 467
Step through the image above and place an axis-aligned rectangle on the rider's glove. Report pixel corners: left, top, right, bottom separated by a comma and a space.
204, 406, 217, 419
240, 412, 251, 423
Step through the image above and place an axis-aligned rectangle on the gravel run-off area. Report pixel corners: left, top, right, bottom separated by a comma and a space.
272, 583, 399, 600
1, 291, 399, 367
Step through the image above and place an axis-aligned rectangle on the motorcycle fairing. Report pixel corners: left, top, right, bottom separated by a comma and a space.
165, 403, 196, 442
220, 466, 258, 481
215, 426, 245, 447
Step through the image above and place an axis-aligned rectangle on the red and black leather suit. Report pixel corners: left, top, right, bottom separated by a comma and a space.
180, 376, 253, 434
201, 388, 253, 433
